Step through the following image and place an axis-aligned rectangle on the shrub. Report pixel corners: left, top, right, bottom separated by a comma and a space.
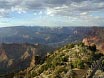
72, 59, 84, 69
89, 44, 96, 52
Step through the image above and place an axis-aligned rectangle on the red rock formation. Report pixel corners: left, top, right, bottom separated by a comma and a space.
82, 36, 104, 54
0, 48, 8, 62
82, 38, 91, 46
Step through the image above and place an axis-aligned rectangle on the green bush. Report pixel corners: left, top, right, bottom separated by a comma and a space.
31, 71, 37, 77
77, 59, 84, 69
72, 59, 84, 69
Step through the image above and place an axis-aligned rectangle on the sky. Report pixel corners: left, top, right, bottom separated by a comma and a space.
0, 0, 104, 27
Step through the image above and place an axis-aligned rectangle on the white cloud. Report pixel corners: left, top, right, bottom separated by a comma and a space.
0, 0, 104, 26
0, 0, 104, 17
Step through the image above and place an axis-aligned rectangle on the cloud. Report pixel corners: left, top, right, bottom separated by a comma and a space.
45, 0, 104, 16
0, 0, 104, 16
0, 0, 104, 26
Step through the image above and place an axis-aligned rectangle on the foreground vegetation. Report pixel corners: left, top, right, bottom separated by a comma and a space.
7, 42, 104, 78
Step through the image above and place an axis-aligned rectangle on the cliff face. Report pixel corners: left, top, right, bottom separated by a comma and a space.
0, 48, 8, 62
82, 36, 104, 54
0, 43, 54, 74
82, 27, 104, 54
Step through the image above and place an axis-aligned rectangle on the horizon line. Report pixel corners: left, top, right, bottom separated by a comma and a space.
0, 25, 104, 28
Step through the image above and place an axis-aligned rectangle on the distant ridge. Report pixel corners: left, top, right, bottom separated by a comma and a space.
0, 26, 103, 46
